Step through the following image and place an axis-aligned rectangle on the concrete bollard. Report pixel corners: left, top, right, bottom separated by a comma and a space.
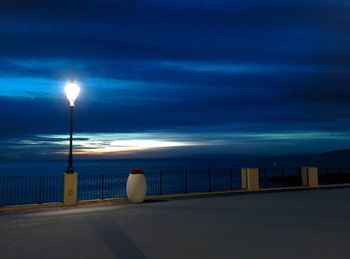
241, 168, 259, 191
301, 167, 319, 188
63, 173, 78, 205
127, 168, 147, 203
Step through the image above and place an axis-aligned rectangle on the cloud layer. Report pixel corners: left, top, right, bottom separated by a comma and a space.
1, 0, 350, 159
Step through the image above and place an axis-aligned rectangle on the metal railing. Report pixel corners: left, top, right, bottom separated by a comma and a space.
145, 168, 242, 196
77, 173, 129, 200
2, 167, 350, 206
0, 175, 63, 207
77, 169, 242, 201
318, 167, 350, 185
259, 167, 302, 188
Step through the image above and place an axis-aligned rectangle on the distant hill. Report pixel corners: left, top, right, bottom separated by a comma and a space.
166, 149, 350, 167
262, 149, 350, 167
316, 149, 350, 160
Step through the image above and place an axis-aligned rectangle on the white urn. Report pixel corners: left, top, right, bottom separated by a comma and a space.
126, 168, 147, 203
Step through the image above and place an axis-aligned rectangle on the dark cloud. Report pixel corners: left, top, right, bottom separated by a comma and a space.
1, 0, 349, 63
1, 0, 350, 157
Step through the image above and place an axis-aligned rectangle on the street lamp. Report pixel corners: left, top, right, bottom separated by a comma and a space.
64, 80, 80, 174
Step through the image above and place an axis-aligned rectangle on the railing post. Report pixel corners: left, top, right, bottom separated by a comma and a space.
38, 176, 42, 204
159, 171, 163, 195
338, 168, 343, 183
301, 167, 319, 188
208, 170, 211, 192
185, 171, 188, 193
241, 168, 259, 191
264, 168, 267, 188
101, 174, 105, 199
325, 167, 329, 184
230, 169, 233, 190
63, 173, 78, 205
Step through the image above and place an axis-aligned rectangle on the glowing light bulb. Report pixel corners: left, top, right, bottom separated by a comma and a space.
64, 80, 80, 106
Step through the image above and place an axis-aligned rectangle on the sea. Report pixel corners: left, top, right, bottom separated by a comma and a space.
0, 159, 258, 176
0, 156, 349, 176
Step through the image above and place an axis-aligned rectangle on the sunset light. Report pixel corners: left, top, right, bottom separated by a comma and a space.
77, 139, 195, 154
27, 133, 201, 156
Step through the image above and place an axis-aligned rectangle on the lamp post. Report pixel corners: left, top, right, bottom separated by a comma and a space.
64, 80, 80, 174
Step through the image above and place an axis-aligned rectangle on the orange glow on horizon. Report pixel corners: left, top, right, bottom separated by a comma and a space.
54, 139, 199, 155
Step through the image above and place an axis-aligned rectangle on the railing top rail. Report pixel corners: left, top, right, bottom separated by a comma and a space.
0, 174, 63, 178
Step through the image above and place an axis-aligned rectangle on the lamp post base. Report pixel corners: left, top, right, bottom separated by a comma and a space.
63, 173, 78, 205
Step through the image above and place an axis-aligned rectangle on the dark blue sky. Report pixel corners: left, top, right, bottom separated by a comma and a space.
1, 0, 350, 159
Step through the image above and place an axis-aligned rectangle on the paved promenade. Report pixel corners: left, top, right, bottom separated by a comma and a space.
1, 188, 350, 259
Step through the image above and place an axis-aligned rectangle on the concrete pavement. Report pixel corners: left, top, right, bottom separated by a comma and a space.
1, 188, 350, 259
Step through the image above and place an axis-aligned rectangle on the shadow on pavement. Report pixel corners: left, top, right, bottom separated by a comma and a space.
88, 215, 147, 259
143, 199, 169, 204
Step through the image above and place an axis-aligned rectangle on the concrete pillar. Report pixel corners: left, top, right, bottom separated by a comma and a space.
63, 173, 78, 205
241, 168, 259, 191
301, 167, 319, 188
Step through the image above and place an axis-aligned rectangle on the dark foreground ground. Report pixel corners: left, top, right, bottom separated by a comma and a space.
1, 188, 350, 259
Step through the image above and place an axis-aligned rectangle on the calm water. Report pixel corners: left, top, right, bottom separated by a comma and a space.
0, 157, 305, 176
0, 159, 247, 175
